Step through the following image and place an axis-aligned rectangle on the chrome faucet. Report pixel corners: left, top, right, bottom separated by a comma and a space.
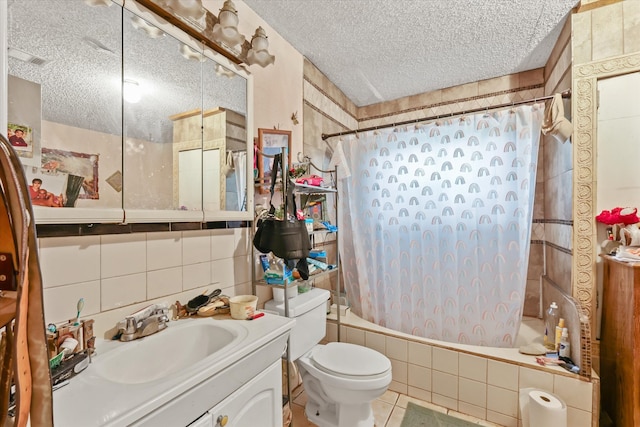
119, 306, 169, 342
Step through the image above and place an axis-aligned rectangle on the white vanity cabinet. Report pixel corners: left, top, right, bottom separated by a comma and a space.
52, 316, 294, 427
127, 333, 287, 427
207, 360, 282, 427
187, 413, 213, 427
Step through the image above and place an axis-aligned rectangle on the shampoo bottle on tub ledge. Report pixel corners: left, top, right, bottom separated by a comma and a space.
544, 302, 559, 351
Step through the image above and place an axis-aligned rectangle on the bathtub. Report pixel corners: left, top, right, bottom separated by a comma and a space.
325, 312, 597, 427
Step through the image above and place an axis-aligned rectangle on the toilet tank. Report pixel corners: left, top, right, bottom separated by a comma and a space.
264, 288, 330, 361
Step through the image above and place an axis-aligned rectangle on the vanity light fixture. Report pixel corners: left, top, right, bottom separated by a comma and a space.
123, 79, 142, 104
130, 16, 165, 39
84, 0, 112, 6
168, 0, 206, 22
210, 0, 245, 49
135, 0, 275, 67
215, 64, 236, 78
242, 27, 275, 67
180, 44, 206, 62
210, 1, 274, 67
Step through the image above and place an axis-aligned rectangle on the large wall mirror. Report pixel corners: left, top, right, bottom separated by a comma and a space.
572, 49, 640, 335
5, 0, 253, 224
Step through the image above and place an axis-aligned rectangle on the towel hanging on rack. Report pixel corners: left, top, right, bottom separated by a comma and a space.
541, 93, 573, 143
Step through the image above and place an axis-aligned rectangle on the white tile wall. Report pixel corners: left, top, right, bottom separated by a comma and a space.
233, 227, 250, 256
332, 321, 598, 427
43, 280, 101, 324
39, 235, 100, 287
232, 254, 251, 284
567, 406, 592, 427
432, 393, 457, 411
432, 370, 458, 399
39, 227, 252, 337
389, 380, 407, 395
486, 385, 518, 418
554, 374, 593, 412
459, 353, 487, 382
488, 360, 519, 391
147, 267, 182, 299
365, 331, 386, 354
386, 336, 408, 361
325, 321, 338, 342
211, 258, 234, 286
101, 272, 146, 311
407, 386, 431, 403
211, 229, 236, 260
458, 401, 486, 420
519, 366, 554, 391
182, 230, 211, 264
407, 364, 431, 391
390, 358, 408, 384
459, 377, 487, 408
408, 341, 432, 368
146, 231, 182, 270
182, 262, 212, 290
433, 347, 458, 375
101, 234, 146, 278
486, 409, 517, 427
345, 326, 365, 346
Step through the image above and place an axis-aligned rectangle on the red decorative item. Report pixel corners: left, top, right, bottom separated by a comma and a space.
596, 207, 640, 225
295, 174, 324, 186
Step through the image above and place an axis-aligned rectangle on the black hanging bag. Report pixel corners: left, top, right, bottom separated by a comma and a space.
253, 154, 311, 278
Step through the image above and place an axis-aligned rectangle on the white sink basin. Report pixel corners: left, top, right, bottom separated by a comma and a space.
94, 320, 246, 384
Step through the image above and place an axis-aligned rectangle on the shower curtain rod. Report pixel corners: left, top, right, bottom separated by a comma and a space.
321, 89, 571, 141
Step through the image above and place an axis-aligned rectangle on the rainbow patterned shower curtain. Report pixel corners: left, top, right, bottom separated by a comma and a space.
336, 105, 543, 347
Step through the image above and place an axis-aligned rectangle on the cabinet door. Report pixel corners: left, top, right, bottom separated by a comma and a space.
209, 360, 282, 427
187, 412, 213, 427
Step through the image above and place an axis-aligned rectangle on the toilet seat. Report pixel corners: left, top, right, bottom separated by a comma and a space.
311, 342, 391, 378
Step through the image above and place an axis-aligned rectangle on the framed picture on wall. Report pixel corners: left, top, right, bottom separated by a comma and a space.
256, 128, 291, 194
41, 148, 99, 200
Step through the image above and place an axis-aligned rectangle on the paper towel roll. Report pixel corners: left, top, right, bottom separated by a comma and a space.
519, 388, 567, 427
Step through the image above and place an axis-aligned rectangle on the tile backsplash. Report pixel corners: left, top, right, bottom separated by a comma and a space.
39, 227, 252, 338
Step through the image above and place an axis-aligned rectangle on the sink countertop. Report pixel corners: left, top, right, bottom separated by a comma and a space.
53, 313, 295, 427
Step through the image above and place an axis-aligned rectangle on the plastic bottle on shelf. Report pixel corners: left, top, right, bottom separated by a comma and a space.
544, 302, 559, 351
559, 327, 570, 358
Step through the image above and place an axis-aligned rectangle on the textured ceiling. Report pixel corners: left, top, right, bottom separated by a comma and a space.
243, 0, 578, 106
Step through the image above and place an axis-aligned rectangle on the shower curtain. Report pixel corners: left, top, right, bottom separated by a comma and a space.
336, 105, 543, 347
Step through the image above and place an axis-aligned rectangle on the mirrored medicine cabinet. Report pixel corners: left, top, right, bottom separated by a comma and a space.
5, 0, 254, 225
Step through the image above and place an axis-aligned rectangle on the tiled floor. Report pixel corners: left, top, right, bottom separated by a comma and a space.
289, 385, 502, 427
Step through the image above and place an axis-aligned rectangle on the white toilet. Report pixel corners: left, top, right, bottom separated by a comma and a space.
265, 288, 392, 427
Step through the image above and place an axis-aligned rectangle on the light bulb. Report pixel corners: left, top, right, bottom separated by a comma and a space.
123, 79, 141, 103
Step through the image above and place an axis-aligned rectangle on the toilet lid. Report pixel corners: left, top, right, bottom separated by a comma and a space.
312, 342, 391, 377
